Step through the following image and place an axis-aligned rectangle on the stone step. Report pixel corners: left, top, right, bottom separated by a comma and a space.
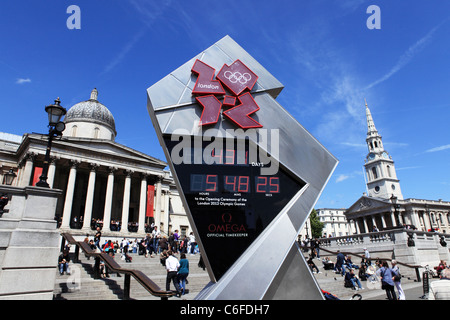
53, 251, 210, 300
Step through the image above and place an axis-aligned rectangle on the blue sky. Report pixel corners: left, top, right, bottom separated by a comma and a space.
1, 1, 449, 209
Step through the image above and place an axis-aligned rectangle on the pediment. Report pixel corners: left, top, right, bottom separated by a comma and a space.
25, 134, 167, 169
346, 196, 390, 215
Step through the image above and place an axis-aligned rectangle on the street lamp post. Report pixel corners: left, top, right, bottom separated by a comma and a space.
35, 98, 66, 188
390, 194, 400, 226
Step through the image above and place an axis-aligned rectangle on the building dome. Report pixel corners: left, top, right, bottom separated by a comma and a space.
64, 89, 117, 140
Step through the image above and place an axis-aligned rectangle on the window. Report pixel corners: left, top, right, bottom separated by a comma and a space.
387, 165, 391, 177
72, 125, 77, 137
94, 127, 100, 139
372, 167, 378, 179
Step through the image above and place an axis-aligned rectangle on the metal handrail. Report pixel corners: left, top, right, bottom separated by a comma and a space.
303, 244, 423, 282
60, 233, 174, 300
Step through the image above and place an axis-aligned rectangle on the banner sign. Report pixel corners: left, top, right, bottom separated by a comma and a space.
146, 185, 155, 217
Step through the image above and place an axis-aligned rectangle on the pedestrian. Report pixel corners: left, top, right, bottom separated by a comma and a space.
313, 238, 320, 259
189, 232, 197, 254
152, 226, 161, 253
165, 250, 182, 297
363, 247, 371, 264
94, 227, 102, 252
177, 253, 189, 295
378, 261, 397, 300
335, 250, 345, 275
391, 260, 405, 300
428, 268, 450, 300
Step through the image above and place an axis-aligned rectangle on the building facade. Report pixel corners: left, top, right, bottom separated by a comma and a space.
317, 208, 352, 237
0, 89, 192, 237
345, 101, 450, 234
298, 100, 450, 238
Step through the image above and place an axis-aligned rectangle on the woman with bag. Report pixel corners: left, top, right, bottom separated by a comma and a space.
391, 260, 405, 300
177, 253, 189, 295
379, 261, 397, 300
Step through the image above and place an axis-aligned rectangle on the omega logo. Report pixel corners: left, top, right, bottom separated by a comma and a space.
207, 213, 246, 233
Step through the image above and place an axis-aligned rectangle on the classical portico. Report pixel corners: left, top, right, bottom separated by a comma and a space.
0, 89, 191, 237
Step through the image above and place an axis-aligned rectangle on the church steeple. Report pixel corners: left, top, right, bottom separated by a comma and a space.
365, 98, 378, 137
363, 100, 403, 200
365, 100, 385, 155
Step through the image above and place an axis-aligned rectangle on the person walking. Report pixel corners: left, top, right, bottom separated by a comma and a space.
94, 227, 102, 252
378, 261, 397, 300
391, 260, 405, 300
177, 253, 189, 295
335, 250, 345, 275
165, 250, 182, 297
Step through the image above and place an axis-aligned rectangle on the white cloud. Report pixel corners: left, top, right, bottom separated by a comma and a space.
425, 144, 450, 153
101, 28, 146, 75
364, 23, 442, 90
16, 78, 31, 84
336, 174, 350, 183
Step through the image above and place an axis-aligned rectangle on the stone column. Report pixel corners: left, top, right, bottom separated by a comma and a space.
363, 217, 369, 233
102, 167, 116, 232
82, 163, 98, 231
61, 161, 79, 229
410, 210, 420, 229
47, 158, 56, 188
391, 210, 397, 227
163, 190, 171, 235
381, 213, 387, 228
138, 173, 148, 234
154, 178, 162, 230
19, 153, 35, 187
121, 170, 132, 233
371, 216, 377, 230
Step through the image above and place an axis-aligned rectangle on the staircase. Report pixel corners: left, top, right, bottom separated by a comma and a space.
308, 256, 420, 300
53, 252, 211, 300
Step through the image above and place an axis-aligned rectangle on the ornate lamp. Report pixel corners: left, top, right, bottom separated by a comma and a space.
3, 169, 16, 186
36, 98, 66, 188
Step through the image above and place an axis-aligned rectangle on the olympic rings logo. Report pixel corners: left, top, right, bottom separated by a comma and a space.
223, 71, 252, 84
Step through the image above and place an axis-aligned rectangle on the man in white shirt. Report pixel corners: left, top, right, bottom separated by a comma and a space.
165, 250, 182, 297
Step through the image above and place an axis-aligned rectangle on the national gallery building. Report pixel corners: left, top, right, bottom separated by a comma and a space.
0, 89, 191, 237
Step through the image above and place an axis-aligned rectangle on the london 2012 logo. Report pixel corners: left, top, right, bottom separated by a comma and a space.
191, 59, 262, 129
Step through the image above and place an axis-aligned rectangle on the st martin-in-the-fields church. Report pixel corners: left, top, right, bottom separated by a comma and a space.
345, 101, 450, 234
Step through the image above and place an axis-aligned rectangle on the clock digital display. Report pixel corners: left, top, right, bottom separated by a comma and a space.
163, 135, 306, 280
191, 174, 280, 194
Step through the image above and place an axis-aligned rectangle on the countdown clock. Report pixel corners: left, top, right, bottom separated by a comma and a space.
147, 36, 337, 300
164, 136, 306, 280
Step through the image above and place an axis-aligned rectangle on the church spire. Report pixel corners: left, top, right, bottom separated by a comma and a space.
365, 99, 378, 137
363, 99, 403, 200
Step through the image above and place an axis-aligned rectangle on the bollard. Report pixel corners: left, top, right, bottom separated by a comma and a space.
421, 271, 429, 299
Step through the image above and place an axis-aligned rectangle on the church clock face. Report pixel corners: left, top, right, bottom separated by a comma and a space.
368, 153, 375, 160
382, 152, 389, 159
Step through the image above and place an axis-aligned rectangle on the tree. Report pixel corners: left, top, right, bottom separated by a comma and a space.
309, 209, 324, 239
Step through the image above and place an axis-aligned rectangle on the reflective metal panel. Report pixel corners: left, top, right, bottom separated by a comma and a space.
146, 35, 338, 299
